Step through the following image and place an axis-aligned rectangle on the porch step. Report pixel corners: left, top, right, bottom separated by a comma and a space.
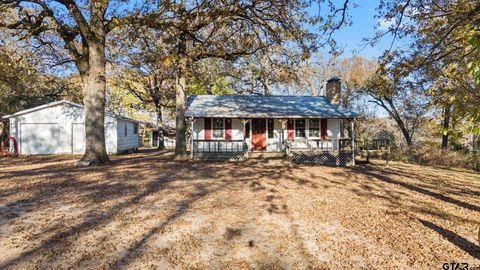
248, 151, 285, 159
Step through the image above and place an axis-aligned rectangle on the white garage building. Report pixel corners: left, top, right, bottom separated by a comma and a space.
2, 100, 140, 155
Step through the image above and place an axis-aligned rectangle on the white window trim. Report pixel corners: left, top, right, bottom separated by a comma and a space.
307, 119, 321, 139
211, 118, 225, 140
294, 119, 306, 139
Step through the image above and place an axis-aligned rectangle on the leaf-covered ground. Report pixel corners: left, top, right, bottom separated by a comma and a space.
0, 150, 479, 269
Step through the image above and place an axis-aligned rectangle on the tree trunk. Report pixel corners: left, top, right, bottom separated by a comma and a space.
156, 105, 165, 150
262, 78, 270, 95
383, 97, 414, 147
205, 78, 212, 95
150, 74, 165, 150
174, 39, 188, 160
0, 120, 8, 142
393, 116, 413, 147
76, 41, 110, 166
441, 104, 451, 149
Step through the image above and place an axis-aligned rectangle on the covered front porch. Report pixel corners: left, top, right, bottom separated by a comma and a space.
189, 117, 356, 165
184, 95, 359, 165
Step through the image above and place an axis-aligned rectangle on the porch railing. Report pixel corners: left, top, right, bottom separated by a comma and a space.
192, 140, 246, 153
360, 139, 390, 151
286, 138, 354, 152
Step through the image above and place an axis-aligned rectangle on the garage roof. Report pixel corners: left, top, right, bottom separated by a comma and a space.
185, 95, 358, 119
2, 100, 142, 123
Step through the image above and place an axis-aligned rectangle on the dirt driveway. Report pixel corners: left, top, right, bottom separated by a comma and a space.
0, 150, 479, 269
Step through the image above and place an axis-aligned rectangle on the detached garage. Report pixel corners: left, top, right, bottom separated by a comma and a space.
2, 100, 140, 155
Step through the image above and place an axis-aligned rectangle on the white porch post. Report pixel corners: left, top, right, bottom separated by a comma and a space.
189, 118, 196, 160
240, 118, 250, 158
279, 119, 288, 153
150, 131, 154, 148
351, 121, 355, 166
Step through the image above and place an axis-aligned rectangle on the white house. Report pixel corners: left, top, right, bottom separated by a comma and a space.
2, 100, 140, 155
185, 77, 359, 165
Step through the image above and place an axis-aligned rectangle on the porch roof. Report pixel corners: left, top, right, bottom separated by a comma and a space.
185, 95, 358, 119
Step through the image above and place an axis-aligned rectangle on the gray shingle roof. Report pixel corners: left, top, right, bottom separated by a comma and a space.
185, 95, 358, 119
2, 100, 143, 123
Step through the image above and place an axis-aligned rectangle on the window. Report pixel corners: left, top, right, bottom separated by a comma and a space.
308, 119, 320, 137
295, 119, 306, 138
267, 119, 274, 138
133, 124, 138, 134
245, 122, 250, 138
212, 118, 224, 139
124, 124, 128, 137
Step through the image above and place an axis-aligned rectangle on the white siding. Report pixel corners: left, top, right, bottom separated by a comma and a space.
105, 117, 118, 154
20, 123, 69, 154
72, 123, 86, 154
116, 119, 139, 152
7, 102, 136, 155
231, 119, 244, 140
327, 119, 341, 150
191, 117, 342, 152
326, 119, 340, 138
281, 118, 341, 150
71, 118, 117, 154
245, 121, 251, 151
192, 118, 244, 140
12, 105, 76, 155
192, 118, 205, 140
164, 137, 176, 148
267, 119, 283, 152
9, 118, 19, 145
282, 119, 341, 139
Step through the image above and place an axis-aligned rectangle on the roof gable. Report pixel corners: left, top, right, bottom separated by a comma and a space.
185, 95, 358, 118
2, 100, 142, 123
1, 100, 81, 119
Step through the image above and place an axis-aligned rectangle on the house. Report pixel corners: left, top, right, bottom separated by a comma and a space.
2, 100, 140, 155
185, 77, 359, 165
147, 124, 176, 149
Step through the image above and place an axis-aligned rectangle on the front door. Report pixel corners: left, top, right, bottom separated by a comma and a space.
251, 118, 266, 151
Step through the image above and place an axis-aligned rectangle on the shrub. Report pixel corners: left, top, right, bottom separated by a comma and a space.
390, 145, 480, 171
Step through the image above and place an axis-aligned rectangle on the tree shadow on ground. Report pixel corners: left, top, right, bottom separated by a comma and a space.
323, 163, 480, 261
0, 150, 313, 269
418, 219, 480, 259
6, 151, 478, 268
353, 166, 480, 213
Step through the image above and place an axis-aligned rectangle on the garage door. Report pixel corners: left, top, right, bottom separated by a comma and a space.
72, 123, 85, 154
20, 123, 69, 154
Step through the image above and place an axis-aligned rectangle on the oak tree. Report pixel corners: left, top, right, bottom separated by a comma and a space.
149, 0, 351, 159
371, 0, 480, 136
0, 0, 167, 165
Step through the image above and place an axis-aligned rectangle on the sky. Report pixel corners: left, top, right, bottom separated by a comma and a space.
324, 0, 395, 59
312, 0, 399, 117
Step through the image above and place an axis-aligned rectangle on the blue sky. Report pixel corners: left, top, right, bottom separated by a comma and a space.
315, 0, 398, 117
325, 0, 394, 59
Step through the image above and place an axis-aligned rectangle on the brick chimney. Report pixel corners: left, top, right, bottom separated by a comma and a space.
326, 76, 341, 104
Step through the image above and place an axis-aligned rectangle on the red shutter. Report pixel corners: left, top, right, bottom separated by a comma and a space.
225, 118, 232, 141
321, 119, 328, 140
287, 120, 294, 140
204, 118, 211, 140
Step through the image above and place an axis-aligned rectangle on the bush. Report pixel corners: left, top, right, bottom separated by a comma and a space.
390, 145, 480, 171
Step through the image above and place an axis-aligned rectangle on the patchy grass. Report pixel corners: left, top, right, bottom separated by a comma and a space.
0, 150, 479, 269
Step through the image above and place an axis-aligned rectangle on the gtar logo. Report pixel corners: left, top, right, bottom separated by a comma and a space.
442, 263, 469, 270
